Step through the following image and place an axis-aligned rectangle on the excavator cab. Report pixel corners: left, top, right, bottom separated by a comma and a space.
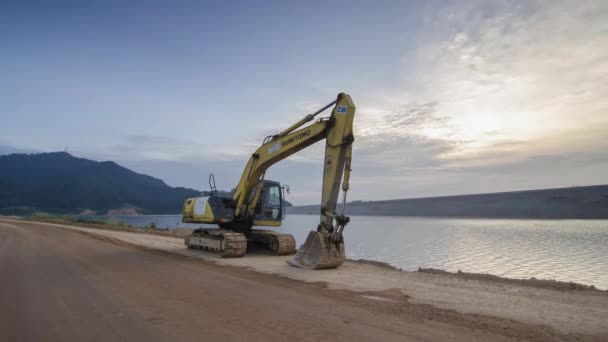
252, 180, 284, 226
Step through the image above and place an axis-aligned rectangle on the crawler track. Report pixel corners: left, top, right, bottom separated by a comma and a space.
248, 229, 296, 255
185, 229, 247, 257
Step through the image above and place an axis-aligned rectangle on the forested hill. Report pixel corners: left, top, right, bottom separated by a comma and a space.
0, 152, 201, 215
288, 185, 608, 219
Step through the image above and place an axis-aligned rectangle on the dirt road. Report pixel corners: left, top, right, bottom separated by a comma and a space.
0, 219, 603, 341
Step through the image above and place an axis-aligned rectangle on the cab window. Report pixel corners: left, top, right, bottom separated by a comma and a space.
261, 183, 282, 220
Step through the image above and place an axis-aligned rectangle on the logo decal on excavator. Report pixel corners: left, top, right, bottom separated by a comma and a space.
337, 105, 348, 113
282, 129, 311, 147
268, 143, 280, 154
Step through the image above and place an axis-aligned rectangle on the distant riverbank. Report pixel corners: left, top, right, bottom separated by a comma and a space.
288, 184, 608, 219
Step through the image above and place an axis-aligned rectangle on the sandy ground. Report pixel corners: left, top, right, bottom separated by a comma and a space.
1, 218, 607, 341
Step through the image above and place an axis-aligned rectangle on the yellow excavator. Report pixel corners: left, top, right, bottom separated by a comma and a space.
182, 93, 355, 269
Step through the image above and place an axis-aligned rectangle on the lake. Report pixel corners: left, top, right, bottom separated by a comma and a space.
78, 214, 608, 289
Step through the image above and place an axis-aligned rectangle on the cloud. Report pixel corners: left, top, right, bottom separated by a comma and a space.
410, 0, 608, 144
108, 135, 253, 162
4, 1, 607, 204
335, 0, 608, 197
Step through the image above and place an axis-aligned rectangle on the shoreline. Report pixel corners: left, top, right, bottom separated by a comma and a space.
352, 259, 604, 292
12, 216, 607, 292
9, 212, 608, 221
287, 212, 608, 220
19, 214, 608, 293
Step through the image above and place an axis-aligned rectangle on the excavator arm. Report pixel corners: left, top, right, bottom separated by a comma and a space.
232, 120, 328, 218
232, 93, 355, 236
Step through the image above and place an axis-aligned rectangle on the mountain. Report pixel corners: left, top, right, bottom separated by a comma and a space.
0, 152, 201, 215
3, 152, 605, 218
288, 185, 608, 219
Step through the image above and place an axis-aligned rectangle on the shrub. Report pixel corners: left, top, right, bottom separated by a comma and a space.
32, 211, 57, 219
106, 219, 128, 227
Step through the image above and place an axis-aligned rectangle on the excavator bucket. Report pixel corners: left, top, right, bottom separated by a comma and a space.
288, 231, 345, 269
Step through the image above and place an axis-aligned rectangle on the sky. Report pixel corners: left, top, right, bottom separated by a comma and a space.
1, 1, 607, 204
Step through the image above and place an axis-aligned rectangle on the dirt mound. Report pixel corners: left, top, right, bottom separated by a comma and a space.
173, 227, 193, 237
